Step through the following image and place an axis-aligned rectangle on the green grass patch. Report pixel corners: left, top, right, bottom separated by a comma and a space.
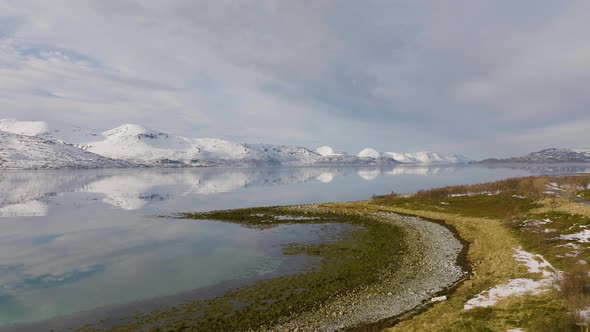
374, 193, 541, 220
576, 190, 590, 201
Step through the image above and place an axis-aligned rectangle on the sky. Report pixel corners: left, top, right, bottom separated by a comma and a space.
0, 0, 589, 159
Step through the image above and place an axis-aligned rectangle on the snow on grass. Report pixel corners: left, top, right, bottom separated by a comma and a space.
556, 243, 583, 258
273, 215, 320, 221
575, 306, 590, 327
448, 191, 501, 197
560, 229, 590, 243
250, 214, 320, 222
464, 247, 560, 310
516, 219, 553, 227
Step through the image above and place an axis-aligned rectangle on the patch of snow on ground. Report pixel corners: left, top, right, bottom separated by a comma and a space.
557, 243, 583, 258
560, 230, 590, 243
430, 295, 447, 302
575, 306, 590, 326
519, 219, 553, 227
464, 247, 560, 310
506, 329, 523, 332
273, 215, 320, 221
449, 191, 501, 197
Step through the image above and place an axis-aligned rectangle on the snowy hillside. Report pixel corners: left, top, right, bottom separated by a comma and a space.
383, 151, 471, 164
72, 124, 325, 166
357, 147, 470, 164
480, 148, 590, 163
0, 131, 134, 169
0, 119, 100, 143
0, 119, 49, 136
316, 146, 346, 157
0, 119, 473, 168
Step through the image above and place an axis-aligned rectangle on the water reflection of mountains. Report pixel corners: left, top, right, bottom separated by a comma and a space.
479, 163, 590, 175
1, 164, 589, 216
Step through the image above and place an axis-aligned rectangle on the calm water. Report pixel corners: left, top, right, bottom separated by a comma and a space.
0, 164, 588, 327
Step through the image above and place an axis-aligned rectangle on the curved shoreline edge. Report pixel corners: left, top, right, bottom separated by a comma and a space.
348, 210, 473, 331
269, 205, 469, 331
12, 205, 472, 332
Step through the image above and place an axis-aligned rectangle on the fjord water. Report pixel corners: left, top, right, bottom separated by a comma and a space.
1, 164, 588, 327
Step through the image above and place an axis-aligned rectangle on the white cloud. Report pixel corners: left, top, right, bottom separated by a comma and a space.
0, 0, 588, 157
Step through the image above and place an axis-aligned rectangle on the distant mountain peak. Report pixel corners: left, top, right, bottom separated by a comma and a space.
103, 124, 154, 137
316, 146, 346, 156
357, 148, 381, 159
0, 119, 50, 137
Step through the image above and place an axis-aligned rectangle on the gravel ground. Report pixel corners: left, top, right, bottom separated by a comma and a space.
265, 211, 467, 332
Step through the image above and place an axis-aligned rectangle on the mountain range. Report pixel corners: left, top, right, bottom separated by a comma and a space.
479, 148, 590, 164
0, 119, 472, 169
1, 119, 588, 169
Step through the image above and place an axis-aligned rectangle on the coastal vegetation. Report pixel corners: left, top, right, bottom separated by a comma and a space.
373, 174, 590, 331
80, 174, 590, 331
80, 208, 428, 331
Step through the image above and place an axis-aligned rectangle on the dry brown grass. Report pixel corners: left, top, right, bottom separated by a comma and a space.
350, 175, 590, 330
397, 174, 590, 201
412, 176, 549, 200
313, 201, 564, 331
531, 197, 590, 217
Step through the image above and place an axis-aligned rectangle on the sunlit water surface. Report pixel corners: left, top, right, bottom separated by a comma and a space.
0, 164, 588, 327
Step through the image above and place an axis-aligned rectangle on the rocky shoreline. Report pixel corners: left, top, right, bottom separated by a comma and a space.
267, 211, 467, 331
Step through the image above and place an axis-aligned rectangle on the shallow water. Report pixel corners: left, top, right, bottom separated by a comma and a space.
0, 164, 588, 327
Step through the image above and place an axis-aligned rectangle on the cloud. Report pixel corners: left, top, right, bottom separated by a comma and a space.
0, 0, 588, 157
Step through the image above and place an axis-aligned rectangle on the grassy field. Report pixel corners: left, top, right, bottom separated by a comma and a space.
370, 174, 590, 331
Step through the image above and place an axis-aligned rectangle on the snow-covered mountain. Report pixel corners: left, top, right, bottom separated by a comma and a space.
386, 151, 471, 164
316, 146, 346, 157
0, 131, 133, 169
0, 119, 472, 168
480, 148, 590, 163
356, 147, 471, 165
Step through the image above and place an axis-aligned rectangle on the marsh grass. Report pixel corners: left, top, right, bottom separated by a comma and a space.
82, 207, 412, 332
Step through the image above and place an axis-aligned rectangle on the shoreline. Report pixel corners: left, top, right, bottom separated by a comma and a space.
268, 208, 468, 331
69, 206, 469, 331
